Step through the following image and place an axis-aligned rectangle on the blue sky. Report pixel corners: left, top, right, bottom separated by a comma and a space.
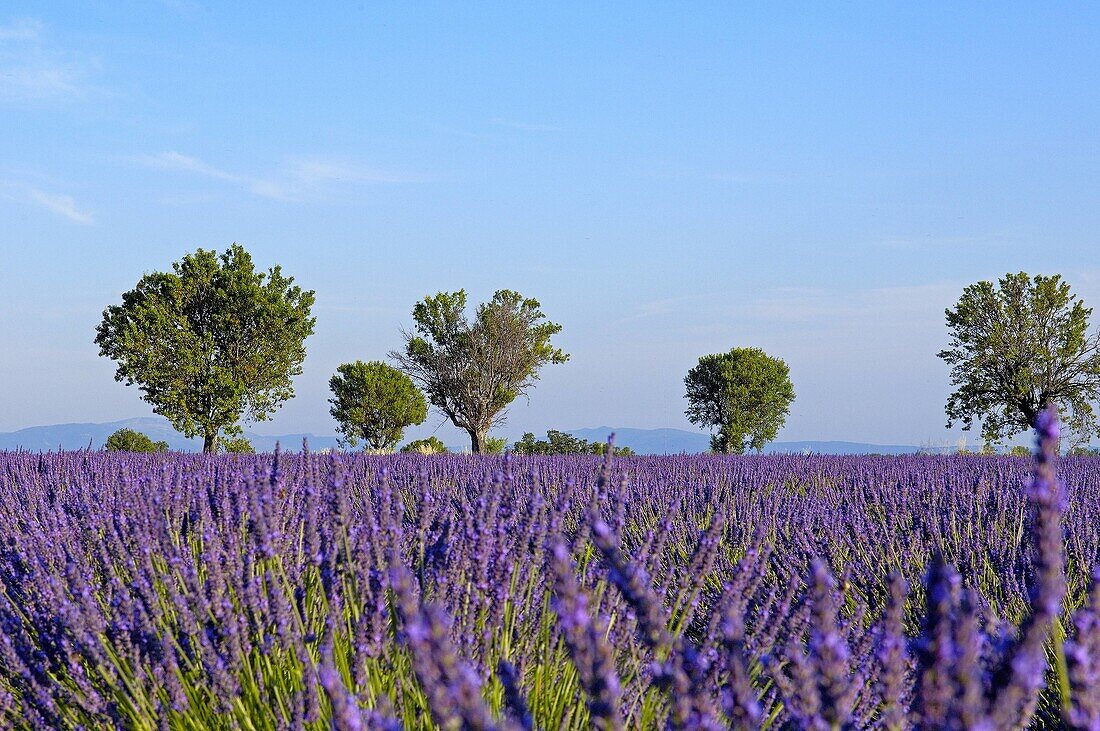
1, 2, 1098, 447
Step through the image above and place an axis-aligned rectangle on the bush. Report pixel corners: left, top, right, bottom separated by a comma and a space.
400, 436, 448, 455
513, 429, 635, 456
104, 428, 169, 453
221, 437, 255, 454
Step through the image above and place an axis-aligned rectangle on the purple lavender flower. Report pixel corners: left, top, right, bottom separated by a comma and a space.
1065, 569, 1100, 730
496, 660, 533, 731
548, 538, 623, 731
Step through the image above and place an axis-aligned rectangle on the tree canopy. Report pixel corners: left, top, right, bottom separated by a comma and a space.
938, 272, 1100, 446
328, 360, 428, 451
512, 430, 635, 456
400, 436, 448, 454
95, 244, 315, 453
104, 428, 169, 453
684, 347, 795, 454
220, 437, 255, 454
389, 289, 568, 453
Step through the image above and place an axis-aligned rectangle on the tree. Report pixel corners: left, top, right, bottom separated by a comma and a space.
221, 437, 255, 454
1067, 445, 1100, 457
104, 428, 169, 453
400, 436, 449, 454
512, 429, 635, 456
589, 441, 635, 457
390, 290, 568, 453
938, 272, 1100, 446
95, 244, 315, 453
328, 361, 428, 451
684, 347, 795, 454
484, 436, 508, 455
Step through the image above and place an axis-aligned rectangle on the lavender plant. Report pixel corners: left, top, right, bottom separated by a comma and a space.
0, 410, 1097, 729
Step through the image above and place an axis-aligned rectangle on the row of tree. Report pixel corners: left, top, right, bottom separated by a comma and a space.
94, 245, 1100, 455
95, 246, 570, 454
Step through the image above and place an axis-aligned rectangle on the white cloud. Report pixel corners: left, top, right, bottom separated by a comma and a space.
0, 18, 42, 40
132, 151, 432, 202
0, 17, 98, 101
1, 180, 94, 224
490, 117, 563, 133
131, 152, 243, 182
28, 188, 93, 224
0, 66, 83, 99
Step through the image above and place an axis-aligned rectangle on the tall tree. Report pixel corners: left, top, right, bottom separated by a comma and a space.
939, 272, 1100, 446
684, 347, 795, 454
390, 289, 568, 453
328, 360, 428, 451
95, 244, 315, 453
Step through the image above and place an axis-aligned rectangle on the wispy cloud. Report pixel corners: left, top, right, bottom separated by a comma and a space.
0, 18, 42, 40
132, 151, 433, 202
0, 17, 100, 101
28, 189, 94, 224
490, 117, 563, 133
132, 152, 242, 182
723, 282, 960, 325
1, 179, 94, 224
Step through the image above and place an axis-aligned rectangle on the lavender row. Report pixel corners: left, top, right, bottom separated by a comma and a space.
0, 420, 1097, 728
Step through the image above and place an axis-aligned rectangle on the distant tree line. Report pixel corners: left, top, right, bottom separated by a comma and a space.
94, 244, 1100, 455
512, 430, 634, 456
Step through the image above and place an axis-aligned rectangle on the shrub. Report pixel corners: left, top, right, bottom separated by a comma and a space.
103, 428, 169, 453
221, 437, 255, 454
400, 436, 448, 454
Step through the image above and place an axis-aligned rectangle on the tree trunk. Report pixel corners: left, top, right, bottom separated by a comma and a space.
203, 431, 218, 453
468, 428, 488, 454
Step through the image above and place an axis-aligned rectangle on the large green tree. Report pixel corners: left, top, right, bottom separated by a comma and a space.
938, 272, 1100, 446
390, 289, 568, 453
328, 360, 428, 451
684, 347, 795, 454
95, 244, 315, 453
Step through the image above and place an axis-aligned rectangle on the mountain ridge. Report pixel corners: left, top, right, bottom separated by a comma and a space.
0, 418, 956, 455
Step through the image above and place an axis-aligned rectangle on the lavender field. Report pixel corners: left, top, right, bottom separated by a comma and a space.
1, 416, 1098, 729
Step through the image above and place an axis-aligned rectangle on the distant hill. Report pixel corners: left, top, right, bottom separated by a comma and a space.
567, 427, 943, 455
0, 419, 957, 456
0, 417, 340, 453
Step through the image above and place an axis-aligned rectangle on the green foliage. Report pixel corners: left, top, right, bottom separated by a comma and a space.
512, 430, 584, 455
103, 428, 169, 453
328, 361, 428, 451
221, 437, 255, 454
684, 347, 795, 454
484, 436, 508, 455
1009, 445, 1032, 457
390, 289, 568, 453
939, 272, 1100, 445
512, 430, 635, 456
1067, 445, 1100, 456
400, 436, 449, 454
588, 440, 635, 457
95, 244, 316, 453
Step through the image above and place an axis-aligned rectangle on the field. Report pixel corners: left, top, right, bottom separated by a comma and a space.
1, 420, 1098, 729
